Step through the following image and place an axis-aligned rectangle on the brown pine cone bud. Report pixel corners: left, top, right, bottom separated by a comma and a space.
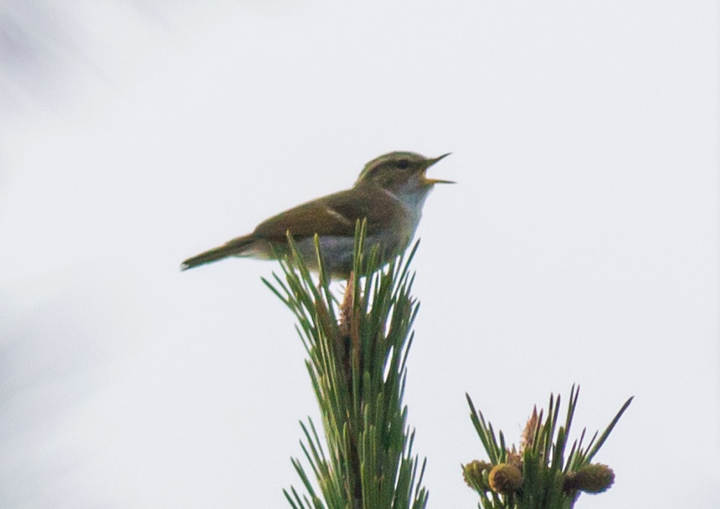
462, 460, 492, 491
488, 463, 523, 494
564, 464, 614, 493
520, 406, 540, 452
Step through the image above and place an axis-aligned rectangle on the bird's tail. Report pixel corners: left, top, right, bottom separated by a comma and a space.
181, 235, 255, 271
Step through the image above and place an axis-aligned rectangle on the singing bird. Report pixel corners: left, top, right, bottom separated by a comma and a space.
181, 151, 452, 278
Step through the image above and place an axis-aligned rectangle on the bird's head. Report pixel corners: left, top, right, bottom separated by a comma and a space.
355, 151, 453, 200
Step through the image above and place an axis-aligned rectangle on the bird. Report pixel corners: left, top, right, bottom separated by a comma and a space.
181, 151, 452, 279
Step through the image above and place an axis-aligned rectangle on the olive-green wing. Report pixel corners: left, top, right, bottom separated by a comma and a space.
252, 186, 402, 241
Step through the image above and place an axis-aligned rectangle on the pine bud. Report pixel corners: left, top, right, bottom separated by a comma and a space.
520, 406, 540, 452
564, 464, 614, 493
488, 463, 523, 494
462, 460, 492, 491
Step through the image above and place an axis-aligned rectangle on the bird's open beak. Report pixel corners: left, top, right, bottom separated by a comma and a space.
423, 152, 455, 184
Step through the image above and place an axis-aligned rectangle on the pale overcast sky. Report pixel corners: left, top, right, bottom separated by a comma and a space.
1, 1, 718, 508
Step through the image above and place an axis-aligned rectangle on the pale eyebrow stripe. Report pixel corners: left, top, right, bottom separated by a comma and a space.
325, 206, 353, 226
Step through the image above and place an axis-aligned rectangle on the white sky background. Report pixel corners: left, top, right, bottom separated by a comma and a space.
0, 1, 718, 508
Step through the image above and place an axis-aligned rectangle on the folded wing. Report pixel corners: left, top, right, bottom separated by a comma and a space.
253, 187, 404, 241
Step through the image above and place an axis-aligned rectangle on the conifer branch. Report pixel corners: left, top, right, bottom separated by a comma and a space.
463, 386, 632, 509
264, 221, 428, 509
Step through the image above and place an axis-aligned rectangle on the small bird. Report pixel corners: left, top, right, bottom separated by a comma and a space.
181, 151, 453, 278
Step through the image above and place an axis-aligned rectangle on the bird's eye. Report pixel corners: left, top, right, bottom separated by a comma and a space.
395, 159, 410, 169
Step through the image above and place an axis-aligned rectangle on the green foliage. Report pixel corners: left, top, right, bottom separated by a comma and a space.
263, 222, 428, 509
463, 386, 632, 509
